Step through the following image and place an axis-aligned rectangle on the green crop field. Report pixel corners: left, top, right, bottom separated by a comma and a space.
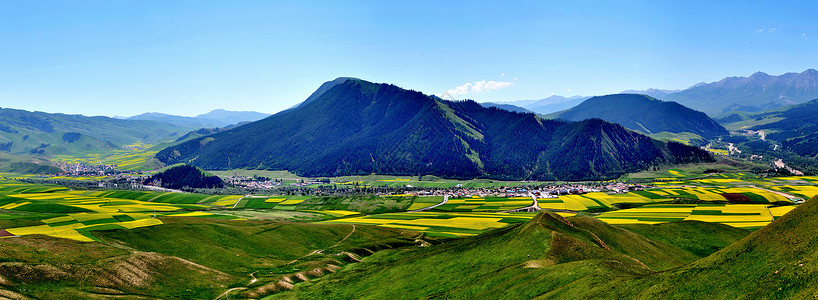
434, 195, 533, 212
323, 211, 547, 238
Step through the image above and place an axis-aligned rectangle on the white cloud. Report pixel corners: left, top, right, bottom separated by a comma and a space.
803, 33, 808, 40
565, 88, 573, 93
501, 73, 505, 77
439, 80, 513, 99
513, 77, 518, 81
757, 27, 779, 33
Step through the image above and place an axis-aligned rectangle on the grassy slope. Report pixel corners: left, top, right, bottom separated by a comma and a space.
632, 195, 818, 298
273, 212, 748, 299
0, 234, 234, 299
0, 217, 417, 299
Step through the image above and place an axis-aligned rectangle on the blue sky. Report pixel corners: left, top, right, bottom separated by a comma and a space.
1, 0, 816, 116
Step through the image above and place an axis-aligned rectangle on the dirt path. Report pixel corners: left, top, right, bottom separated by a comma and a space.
248, 271, 258, 285
409, 195, 448, 212
215, 287, 247, 300
230, 195, 249, 209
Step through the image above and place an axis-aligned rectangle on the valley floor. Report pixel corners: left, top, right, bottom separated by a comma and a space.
0, 172, 816, 299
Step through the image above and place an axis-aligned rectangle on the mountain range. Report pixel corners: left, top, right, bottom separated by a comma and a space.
499, 69, 818, 116
156, 78, 712, 181
553, 94, 728, 139
665, 69, 818, 115
127, 109, 270, 128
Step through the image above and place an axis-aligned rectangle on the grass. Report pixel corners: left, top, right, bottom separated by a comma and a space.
274, 211, 749, 299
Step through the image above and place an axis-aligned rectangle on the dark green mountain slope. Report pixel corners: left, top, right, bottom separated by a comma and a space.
718, 99, 818, 159
0, 107, 193, 157
555, 94, 728, 139
156, 79, 712, 180
750, 99, 818, 157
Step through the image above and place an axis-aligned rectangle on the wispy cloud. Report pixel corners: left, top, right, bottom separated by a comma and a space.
439, 80, 513, 99
803, 33, 808, 40
757, 27, 779, 33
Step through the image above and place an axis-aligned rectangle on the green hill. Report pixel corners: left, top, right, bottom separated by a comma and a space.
0, 217, 417, 299
143, 164, 225, 190
0, 107, 194, 158
272, 212, 748, 299
555, 94, 728, 139
629, 195, 818, 298
156, 78, 713, 181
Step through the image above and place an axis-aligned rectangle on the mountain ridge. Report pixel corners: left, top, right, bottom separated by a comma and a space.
156, 78, 712, 180
554, 94, 728, 139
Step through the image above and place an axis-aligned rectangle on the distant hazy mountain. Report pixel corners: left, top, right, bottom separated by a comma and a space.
620, 88, 680, 100
554, 94, 728, 139
157, 78, 711, 181
128, 109, 270, 128
664, 69, 818, 115
498, 95, 590, 115
479, 102, 533, 113
195, 109, 270, 126
0, 107, 191, 157
128, 112, 221, 128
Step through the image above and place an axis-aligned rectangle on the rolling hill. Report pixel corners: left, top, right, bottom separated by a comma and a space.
0, 107, 193, 157
275, 197, 817, 299
554, 94, 728, 139
156, 78, 712, 181
272, 211, 749, 299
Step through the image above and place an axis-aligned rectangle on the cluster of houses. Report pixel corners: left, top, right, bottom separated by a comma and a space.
383, 182, 644, 198
52, 162, 118, 176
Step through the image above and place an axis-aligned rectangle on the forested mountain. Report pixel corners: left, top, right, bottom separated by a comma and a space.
0, 107, 192, 157
127, 109, 270, 128
156, 78, 712, 180
664, 69, 818, 115
554, 94, 728, 139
